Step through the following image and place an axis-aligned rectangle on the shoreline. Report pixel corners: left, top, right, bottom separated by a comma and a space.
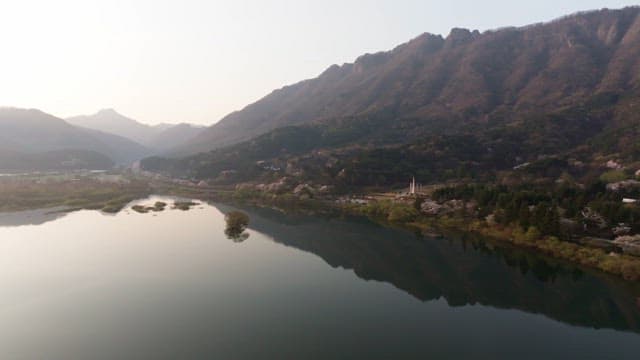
2, 177, 640, 282
342, 203, 640, 282
208, 190, 640, 282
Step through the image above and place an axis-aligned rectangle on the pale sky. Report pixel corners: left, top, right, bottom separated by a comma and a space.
0, 0, 637, 125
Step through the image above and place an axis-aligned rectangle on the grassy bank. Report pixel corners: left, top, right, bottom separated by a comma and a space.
467, 220, 640, 281
344, 199, 640, 281
0, 178, 152, 213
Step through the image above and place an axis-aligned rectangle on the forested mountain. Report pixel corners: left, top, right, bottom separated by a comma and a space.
67, 109, 163, 146
0, 108, 150, 171
67, 109, 204, 152
147, 123, 205, 152
176, 7, 640, 156
80, 128, 152, 165
144, 7, 640, 189
0, 149, 114, 172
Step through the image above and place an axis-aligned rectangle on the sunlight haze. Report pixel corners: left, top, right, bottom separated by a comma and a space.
1, 0, 637, 125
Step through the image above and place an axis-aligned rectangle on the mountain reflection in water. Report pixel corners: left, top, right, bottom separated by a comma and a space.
215, 204, 640, 333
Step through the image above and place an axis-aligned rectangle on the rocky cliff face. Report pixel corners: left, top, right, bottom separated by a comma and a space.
181, 7, 640, 154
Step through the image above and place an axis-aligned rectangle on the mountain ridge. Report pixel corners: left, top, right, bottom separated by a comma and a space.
67, 109, 204, 152
67, 109, 167, 146
143, 7, 640, 190
0, 107, 151, 170
176, 6, 640, 156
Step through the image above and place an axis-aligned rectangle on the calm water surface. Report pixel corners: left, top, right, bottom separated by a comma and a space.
1, 196, 640, 359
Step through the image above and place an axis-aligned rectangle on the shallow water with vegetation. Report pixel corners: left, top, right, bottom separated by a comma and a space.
0, 196, 639, 359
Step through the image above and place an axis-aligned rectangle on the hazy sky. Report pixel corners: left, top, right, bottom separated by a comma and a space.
0, 0, 637, 125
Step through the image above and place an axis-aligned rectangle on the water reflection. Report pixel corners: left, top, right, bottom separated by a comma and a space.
225, 229, 249, 242
0, 207, 69, 227
215, 204, 640, 333
0, 198, 639, 359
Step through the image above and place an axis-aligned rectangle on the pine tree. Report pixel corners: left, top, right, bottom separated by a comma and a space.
518, 204, 531, 229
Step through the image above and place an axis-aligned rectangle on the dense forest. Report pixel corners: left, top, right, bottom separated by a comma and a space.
139, 7, 640, 279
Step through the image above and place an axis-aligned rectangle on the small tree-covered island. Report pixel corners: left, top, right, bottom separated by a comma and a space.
225, 211, 250, 242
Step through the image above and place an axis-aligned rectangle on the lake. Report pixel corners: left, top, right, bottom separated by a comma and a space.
0, 196, 639, 359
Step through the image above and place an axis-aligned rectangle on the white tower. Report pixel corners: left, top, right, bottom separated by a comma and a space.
410, 177, 416, 195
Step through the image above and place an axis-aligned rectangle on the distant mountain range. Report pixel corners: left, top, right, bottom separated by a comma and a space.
145, 123, 206, 151
0, 107, 203, 172
145, 7, 640, 188
0, 108, 150, 171
7, 7, 640, 181
67, 109, 204, 152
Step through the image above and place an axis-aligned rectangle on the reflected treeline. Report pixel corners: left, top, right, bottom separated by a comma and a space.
0, 208, 69, 228
225, 229, 249, 242
213, 203, 640, 333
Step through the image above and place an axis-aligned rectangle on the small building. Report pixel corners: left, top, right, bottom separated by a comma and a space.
407, 177, 423, 195
606, 160, 623, 169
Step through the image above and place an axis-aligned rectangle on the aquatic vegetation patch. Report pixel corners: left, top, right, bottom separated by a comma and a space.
173, 201, 200, 211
